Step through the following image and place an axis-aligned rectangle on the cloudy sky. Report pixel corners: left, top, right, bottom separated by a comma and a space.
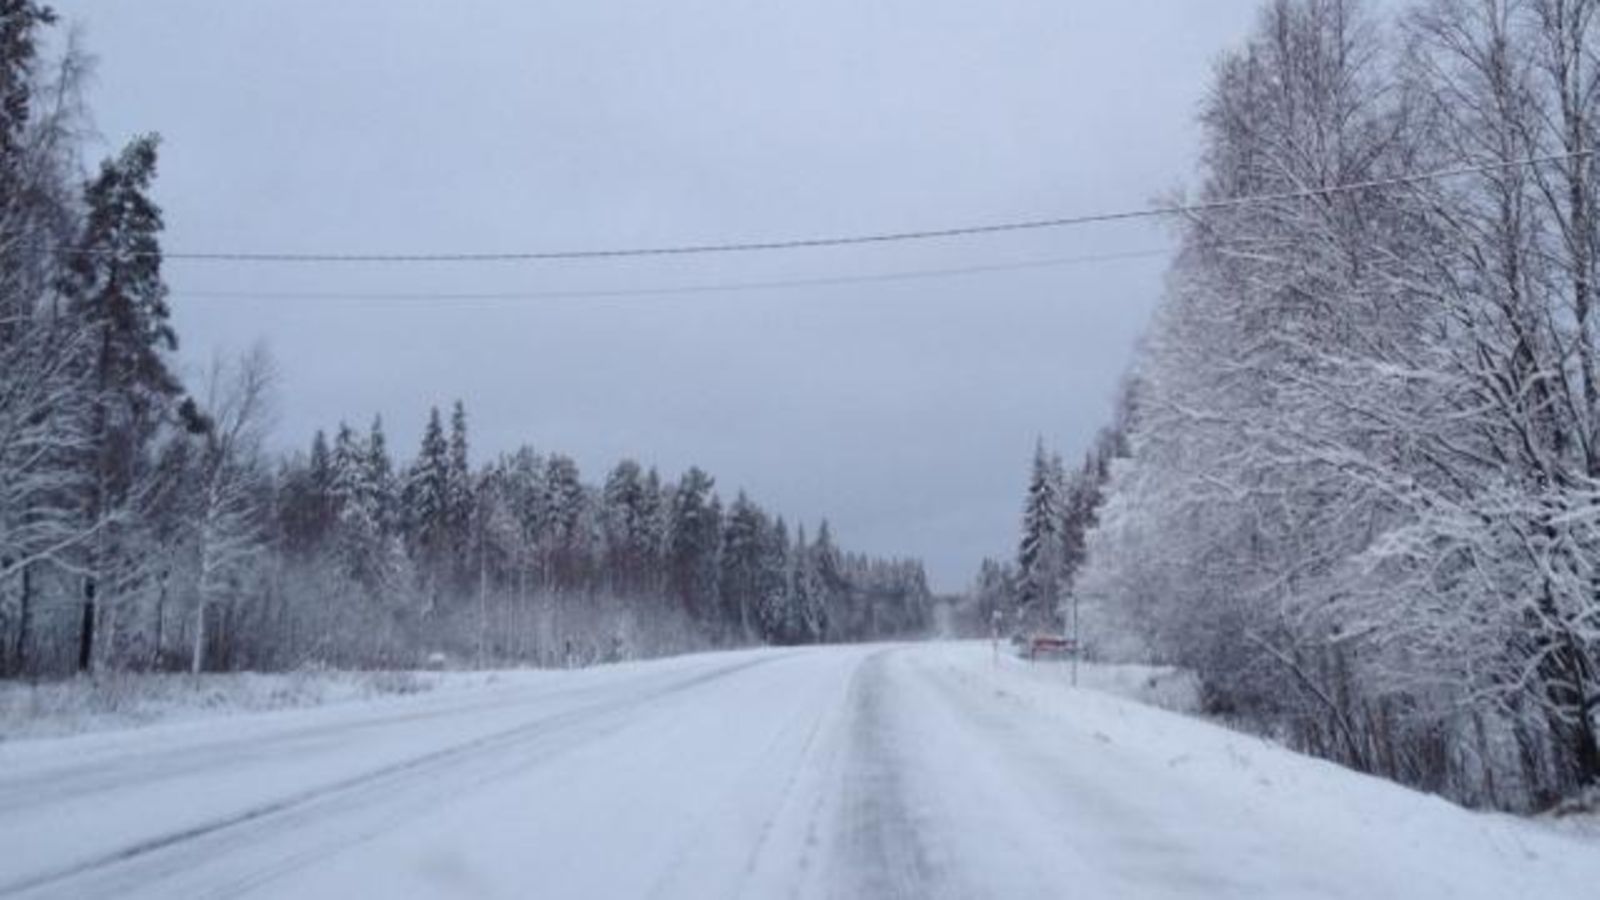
48, 1, 1266, 590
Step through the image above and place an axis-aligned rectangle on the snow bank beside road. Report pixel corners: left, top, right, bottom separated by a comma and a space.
918, 642, 1600, 896
0, 651, 761, 743
998, 646, 1201, 713
0, 668, 508, 741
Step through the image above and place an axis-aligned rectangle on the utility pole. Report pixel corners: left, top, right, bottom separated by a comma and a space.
477, 504, 488, 670
990, 608, 1002, 668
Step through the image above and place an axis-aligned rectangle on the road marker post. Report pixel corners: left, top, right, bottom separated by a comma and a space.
1070, 591, 1080, 688
990, 609, 1002, 669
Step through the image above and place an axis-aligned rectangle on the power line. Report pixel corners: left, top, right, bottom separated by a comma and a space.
172, 247, 1173, 303
54, 149, 1597, 265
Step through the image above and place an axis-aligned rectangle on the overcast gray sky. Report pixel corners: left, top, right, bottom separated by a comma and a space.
49, 1, 1265, 590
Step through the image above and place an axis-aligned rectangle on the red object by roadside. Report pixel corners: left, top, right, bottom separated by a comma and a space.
1027, 635, 1076, 659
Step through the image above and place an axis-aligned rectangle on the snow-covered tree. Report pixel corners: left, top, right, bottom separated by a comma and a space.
667, 467, 720, 622
718, 492, 766, 641
445, 400, 472, 553
62, 133, 191, 672
539, 454, 587, 588
602, 459, 649, 591
1074, 0, 1600, 809
756, 515, 790, 643
1015, 441, 1065, 634
365, 416, 395, 537
187, 346, 273, 673
331, 421, 382, 587
404, 406, 450, 601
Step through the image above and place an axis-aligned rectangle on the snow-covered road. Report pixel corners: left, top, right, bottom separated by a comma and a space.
2, 643, 1595, 899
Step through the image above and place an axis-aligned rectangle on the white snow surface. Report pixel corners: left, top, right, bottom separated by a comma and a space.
0, 668, 500, 740
1, 642, 1594, 899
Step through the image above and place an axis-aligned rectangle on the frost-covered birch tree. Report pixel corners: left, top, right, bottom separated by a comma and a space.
1077, 0, 1600, 808
188, 346, 273, 674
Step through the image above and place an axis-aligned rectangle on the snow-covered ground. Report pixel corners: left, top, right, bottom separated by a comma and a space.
1, 642, 1594, 899
0, 668, 524, 741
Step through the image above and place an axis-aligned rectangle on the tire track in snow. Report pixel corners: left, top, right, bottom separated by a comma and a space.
628, 649, 861, 900
0, 669, 698, 813
723, 650, 854, 900
831, 649, 951, 900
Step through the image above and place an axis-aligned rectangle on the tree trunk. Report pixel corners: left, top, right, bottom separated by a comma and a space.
77, 593, 94, 673
15, 563, 31, 677
190, 598, 206, 675
151, 574, 165, 671
477, 535, 488, 669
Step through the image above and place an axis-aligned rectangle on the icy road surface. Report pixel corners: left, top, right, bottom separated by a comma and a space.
1, 643, 1595, 899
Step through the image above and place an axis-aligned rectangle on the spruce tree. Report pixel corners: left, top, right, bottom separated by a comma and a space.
718, 492, 766, 641
0, 2, 58, 268
405, 406, 450, 604
331, 422, 380, 586
757, 516, 790, 643
602, 459, 649, 590
1016, 440, 1065, 634
366, 415, 395, 536
0, 1, 58, 310
307, 429, 334, 539
540, 454, 585, 586
667, 467, 719, 622
641, 466, 667, 588
787, 525, 825, 645
0, 3, 55, 167
444, 400, 472, 577
276, 430, 333, 558
811, 520, 843, 641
